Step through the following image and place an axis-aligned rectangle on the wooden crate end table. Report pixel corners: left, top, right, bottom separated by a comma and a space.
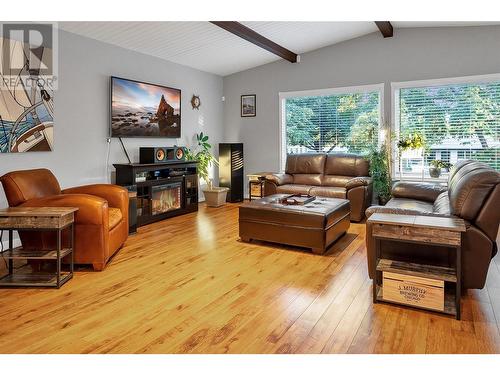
367, 213, 466, 320
0, 207, 78, 289
247, 172, 273, 201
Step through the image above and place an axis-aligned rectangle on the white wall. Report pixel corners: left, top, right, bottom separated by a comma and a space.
0, 29, 224, 208
222, 26, 500, 179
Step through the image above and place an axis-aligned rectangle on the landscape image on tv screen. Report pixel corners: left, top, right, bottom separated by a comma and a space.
111, 77, 181, 137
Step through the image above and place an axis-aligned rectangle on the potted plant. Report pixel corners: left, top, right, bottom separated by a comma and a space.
186, 132, 228, 207
429, 159, 452, 178
368, 143, 392, 205
397, 132, 425, 152
397, 133, 426, 177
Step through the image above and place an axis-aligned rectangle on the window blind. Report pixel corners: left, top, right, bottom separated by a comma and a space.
398, 81, 500, 173
282, 90, 381, 169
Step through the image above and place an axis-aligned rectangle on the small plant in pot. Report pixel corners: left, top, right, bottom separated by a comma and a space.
397, 133, 425, 152
368, 143, 392, 205
186, 132, 228, 207
397, 132, 426, 176
429, 159, 452, 178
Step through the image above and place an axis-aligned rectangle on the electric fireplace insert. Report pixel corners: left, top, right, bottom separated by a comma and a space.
151, 183, 182, 215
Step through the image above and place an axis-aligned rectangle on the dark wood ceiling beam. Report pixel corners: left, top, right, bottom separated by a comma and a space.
210, 21, 298, 63
375, 21, 394, 38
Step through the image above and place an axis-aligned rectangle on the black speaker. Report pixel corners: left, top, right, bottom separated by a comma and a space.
140, 146, 187, 164
219, 143, 244, 202
123, 185, 137, 234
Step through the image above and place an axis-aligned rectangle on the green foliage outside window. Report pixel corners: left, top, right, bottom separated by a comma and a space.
285, 92, 380, 155
400, 83, 500, 170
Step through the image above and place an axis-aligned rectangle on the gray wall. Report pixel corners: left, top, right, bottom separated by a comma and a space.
223, 26, 500, 181
0, 29, 224, 209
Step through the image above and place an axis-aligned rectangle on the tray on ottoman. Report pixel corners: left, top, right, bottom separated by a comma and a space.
239, 194, 351, 254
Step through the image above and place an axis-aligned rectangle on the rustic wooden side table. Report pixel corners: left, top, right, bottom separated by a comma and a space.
367, 213, 466, 319
247, 172, 272, 201
0, 207, 78, 288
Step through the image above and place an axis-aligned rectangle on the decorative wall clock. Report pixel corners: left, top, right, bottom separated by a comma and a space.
191, 95, 201, 110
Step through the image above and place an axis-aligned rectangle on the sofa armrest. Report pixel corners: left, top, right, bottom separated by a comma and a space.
264, 173, 293, 186
346, 176, 372, 190
391, 181, 447, 203
19, 194, 108, 226
62, 184, 128, 215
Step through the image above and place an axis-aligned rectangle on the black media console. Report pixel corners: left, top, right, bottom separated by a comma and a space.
113, 161, 198, 227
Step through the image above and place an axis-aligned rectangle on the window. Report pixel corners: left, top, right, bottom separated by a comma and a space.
279, 84, 384, 171
394, 74, 500, 180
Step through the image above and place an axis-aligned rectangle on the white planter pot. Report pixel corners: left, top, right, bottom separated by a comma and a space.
203, 187, 229, 207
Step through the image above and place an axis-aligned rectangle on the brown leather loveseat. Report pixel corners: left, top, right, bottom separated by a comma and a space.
264, 154, 372, 222
0, 168, 129, 271
365, 160, 500, 289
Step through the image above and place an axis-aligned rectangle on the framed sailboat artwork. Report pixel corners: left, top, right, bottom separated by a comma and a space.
0, 36, 54, 153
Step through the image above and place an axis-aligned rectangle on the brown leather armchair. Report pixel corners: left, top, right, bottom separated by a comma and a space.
264, 154, 372, 222
365, 160, 500, 289
0, 168, 129, 271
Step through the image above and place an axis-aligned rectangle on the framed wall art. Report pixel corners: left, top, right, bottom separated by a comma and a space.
241, 94, 256, 117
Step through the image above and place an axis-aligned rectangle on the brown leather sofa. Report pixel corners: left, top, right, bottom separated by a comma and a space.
264, 154, 372, 222
0, 168, 129, 271
365, 160, 500, 289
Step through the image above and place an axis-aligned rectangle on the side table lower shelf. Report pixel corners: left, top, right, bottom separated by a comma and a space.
0, 272, 73, 288
374, 284, 457, 316
2, 247, 73, 260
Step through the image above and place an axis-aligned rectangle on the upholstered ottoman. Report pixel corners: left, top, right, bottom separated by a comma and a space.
239, 194, 350, 254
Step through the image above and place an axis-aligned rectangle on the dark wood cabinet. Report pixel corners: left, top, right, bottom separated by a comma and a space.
114, 161, 198, 227
219, 143, 244, 202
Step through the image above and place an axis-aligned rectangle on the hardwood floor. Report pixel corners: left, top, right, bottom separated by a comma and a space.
1, 202, 500, 354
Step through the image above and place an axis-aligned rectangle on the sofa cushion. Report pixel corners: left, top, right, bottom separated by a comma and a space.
386, 198, 434, 213
365, 198, 435, 218
108, 207, 123, 230
309, 186, 346, 199
325, 154, 369, 177
293, 174, 322, 186
321, 175, 352, 187
285, 154, 326, 174
276, 184, 312, 195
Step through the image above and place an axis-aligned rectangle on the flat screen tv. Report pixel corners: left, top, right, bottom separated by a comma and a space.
110, 76, 181, 138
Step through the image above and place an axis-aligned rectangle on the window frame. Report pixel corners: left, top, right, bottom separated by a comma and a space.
391, 72, 500, 181
278, 83, 385, 172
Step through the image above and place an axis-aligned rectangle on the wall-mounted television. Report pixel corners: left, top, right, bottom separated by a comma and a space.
110, 76, 181, 138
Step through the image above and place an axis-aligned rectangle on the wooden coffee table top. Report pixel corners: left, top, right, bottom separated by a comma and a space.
0, 207, 78, 229
0, 207, 78, 217
367, 213, 466, 232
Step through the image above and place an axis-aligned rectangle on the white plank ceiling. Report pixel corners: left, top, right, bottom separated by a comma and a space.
58, 21, 500, 77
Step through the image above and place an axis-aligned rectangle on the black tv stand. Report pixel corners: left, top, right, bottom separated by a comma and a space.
113, 161, 198, 227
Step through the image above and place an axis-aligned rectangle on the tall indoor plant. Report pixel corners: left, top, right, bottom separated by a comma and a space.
368, 142, 392, 205
186, 132, 228, 207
